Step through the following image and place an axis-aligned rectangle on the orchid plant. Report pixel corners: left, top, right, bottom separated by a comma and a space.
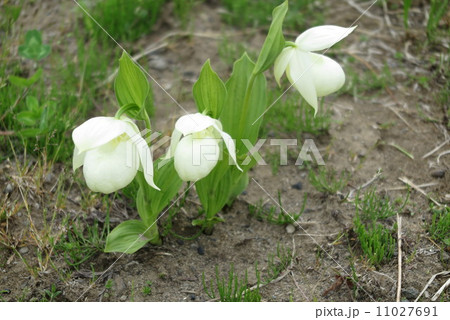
72, 0, 355, 253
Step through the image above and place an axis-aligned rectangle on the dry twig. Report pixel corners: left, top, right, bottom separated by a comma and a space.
431, 278, 450, 301
415, 271, 450, 302
398, 177, 442, 207
422, 138, 450, 159
396, 213, 402, 302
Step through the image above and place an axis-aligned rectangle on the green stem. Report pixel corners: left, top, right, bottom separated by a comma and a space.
238, 73, 257, 138
143, 109, 152, 132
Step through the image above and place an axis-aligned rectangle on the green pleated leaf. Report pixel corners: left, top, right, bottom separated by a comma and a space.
253, 0, 288, 74
105, 220, 154, 254
193, 59, 227, 118
114, 51, 150, 109
220, 53, 267, 155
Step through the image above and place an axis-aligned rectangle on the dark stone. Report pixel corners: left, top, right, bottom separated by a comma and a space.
430, 169, 445, 178
176, 239, 184, 246
291, 182, 303, 190
402, 287, 419, 300
197, 246, 205, 255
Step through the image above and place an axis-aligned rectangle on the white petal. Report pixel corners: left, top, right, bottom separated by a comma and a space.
73, 146, 85, 171
175, 113, 216, 135
212, 123, 242, 171
83, 139, 138, 194
274, 47, 295, 86
309, 53, 345, 97
128, 130, 160, 191
174, 135, 220, 181
165, 128, 182, 159
295, 25, 356, 52
72, 117, 130, 153
286, 50, 318, 114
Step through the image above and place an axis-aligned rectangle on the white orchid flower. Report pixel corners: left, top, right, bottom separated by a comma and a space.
166, 113, 242, 181
274, 25, 356, 114
72, 117, 159, 194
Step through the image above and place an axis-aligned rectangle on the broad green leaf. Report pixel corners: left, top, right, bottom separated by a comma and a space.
9, 68, 43, 87
19, 128, 41, 137
114, 51, 150, 109
220, 53, 267, 155
253, 0, 288, 74
25, 95, 39, 111
17, 111, 39, 126
193, 59, 227, 118
18, 30, 51, 61
195, 154, 252, 227
105, 220, 154, 254
135, 158, 182, 229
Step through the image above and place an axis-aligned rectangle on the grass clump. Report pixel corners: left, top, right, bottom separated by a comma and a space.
428, 205, 450, 246
81, 0, 166, 43
249, 192, 306, 225
355, 188, 409, 221
261, 91, 331, 138
351, 188, 409, 267
56, 218, 108, 269
353, 215, 396, 267
263, 243, 292, 283
220, 0, 324, 30
202, 265, 261, 302
308, 167, 349, 194
142, 281, 153, 296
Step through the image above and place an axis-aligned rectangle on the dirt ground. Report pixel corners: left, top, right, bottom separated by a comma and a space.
1, 0, 449, 302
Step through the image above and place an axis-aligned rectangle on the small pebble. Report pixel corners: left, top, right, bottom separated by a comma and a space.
197, 246, 205, 255
119, 295, 127, 302
402, 287, 419, 300
4, 183, 13, 194
430, 169, 445, 178
183, 71, 196, 78
286, 224, 295, 234
149, 57, 167, 71
19, 247, 29, 254
176, 239, 184, 246
291, 182, 302, 190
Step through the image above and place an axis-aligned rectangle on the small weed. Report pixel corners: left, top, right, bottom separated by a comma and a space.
218, 36, 254, 67
352, 188, 407, 267
342, 64, 394, 99
56, 218, 108, 270
105, 279, 114, 290
249, 192, 306, 225
263, 243, 292, 283
202, 264, 261, 302
261, 91, 331, 138
142, 281, 153, 296
355, 188, 409, 222
428, 205, 450, 246
42, 284, 62, 302
426, 0, 449, 41
308, 167, 349, 194
353, 214, 396, 267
